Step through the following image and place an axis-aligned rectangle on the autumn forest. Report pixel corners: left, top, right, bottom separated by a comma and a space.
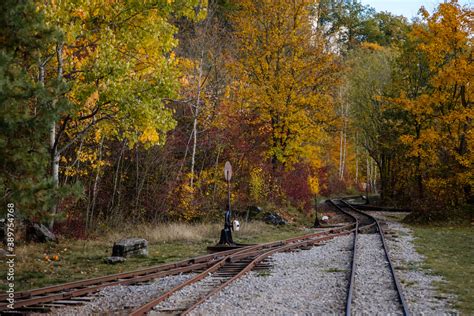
1, 0, 472, 234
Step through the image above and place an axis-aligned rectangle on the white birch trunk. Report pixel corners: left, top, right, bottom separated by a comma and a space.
372, 158, 378, 194
48, 44, 63, 229
366, 153, 371, 193
341, 117, 347, 180
355, 133, 359, 184
87, 137, 104, 231
190, 54, 203, 188
339, 128, 343, 179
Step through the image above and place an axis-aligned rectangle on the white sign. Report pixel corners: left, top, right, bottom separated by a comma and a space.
224, 161, 232, 181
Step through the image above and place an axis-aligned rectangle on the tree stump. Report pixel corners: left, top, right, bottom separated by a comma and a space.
25, 222, 57, 243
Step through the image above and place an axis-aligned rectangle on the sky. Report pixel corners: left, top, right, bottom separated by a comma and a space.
361, 0, 472, 19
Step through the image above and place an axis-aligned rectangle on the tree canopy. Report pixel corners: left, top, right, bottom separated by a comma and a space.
1, 0, 472, 231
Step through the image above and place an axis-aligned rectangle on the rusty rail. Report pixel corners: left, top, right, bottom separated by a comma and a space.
182, 230, 354, 315
2, 226, 353, 313
339, 200, 410, 316
130, 224, 356, 315
326, 199, 360, 316
0, 247, 251, 311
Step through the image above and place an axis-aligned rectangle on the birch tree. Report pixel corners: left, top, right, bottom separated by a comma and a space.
40, 0, 205, 227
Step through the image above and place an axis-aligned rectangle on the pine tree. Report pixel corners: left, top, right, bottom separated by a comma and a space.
0, 0, 76, 222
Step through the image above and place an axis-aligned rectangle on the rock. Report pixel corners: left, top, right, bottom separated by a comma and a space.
263, 212, 287, 225
112, 238, 148, 257
104, 256, 126, 264
25, 222, 57, 243
246, 206, 263, 220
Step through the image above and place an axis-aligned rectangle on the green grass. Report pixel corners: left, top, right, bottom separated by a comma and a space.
256, 270, 271, 277
412, 225, 474, 314
0, 221, 305, 292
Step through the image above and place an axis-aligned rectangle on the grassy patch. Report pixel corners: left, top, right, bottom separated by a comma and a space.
395, 261, 421, 272
256, 270, 271, 277
400, 279, 416, 287
412, 225, 474, 314
384, 213, 408, 222
404, 204, 472, 225
0, 221, 304, 292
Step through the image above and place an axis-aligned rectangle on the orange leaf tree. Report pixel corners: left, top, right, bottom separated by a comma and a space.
393, 0, 473, 205
230, 0, 338, 168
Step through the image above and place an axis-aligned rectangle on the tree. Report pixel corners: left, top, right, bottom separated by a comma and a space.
231, 0, 338, 171
392, 0, 473, 206
362, 12, 410, 47
316, 0, 376, 51
343, 43, 401, 199
40, 0, 205, 227
0, 0, 77, 220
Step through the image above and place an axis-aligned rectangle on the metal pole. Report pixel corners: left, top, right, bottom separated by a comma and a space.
227, 174, 231, 215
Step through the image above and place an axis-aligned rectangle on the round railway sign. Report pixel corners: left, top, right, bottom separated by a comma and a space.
224, 161, 232, 181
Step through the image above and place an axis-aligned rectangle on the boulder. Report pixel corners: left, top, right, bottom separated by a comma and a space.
104, 256, 126, 264
25, 222, 57, 243
246, 206, 263, 221
112, 238, 148, 257
263, 212, 287, 225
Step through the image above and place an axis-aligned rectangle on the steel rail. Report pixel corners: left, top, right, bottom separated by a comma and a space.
326, 199, 360, 316
0, 247, 256, 311
339, 200, 411, 316
182, 228, 355, 315
0, 261, 216, 311
2, 227, 344, 312
130, 224, 356, 316
0, 247, 245, 302
5, 222, 358, 313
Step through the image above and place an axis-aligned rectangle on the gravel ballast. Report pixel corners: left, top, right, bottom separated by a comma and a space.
352, 233, 401, 314
49, 273, 196, 315
46, 215, 458, 315
190, 217, 457, 315
191, 235, 353, 315
379, 216, 458, 315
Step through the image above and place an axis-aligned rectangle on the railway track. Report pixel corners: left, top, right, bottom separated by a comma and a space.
0, 249, 243, 313
1, 224, 355, 314
130, 225, 356, 315
2, 199, 411, 315
328, 199, 410, 316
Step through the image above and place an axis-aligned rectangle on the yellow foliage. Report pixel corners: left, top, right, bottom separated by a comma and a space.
249, 168, 266, 203
360, 42, 384, 51
84, 90, 99, 109
138, 126, 160, 145
168, 173, 199, 222
230, 0, 338, 169
308, 176, 319, 195
393, 0, 473, 203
